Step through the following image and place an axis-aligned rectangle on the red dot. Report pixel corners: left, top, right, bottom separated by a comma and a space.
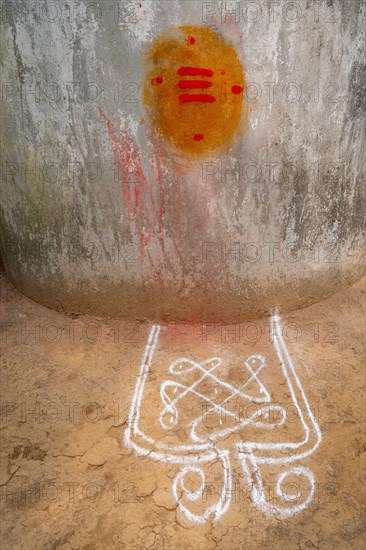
232, 85, 244, 95
151, 76, 163, 85
221, 70, 226, 75
187, 36, 196, 45
194, 134, 204, 141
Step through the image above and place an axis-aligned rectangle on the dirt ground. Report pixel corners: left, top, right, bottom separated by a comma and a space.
0, 271, 365, 550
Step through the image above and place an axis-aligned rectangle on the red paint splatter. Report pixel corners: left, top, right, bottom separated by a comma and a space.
151, 76, 163, 85
178, 80, 212, 89
99, 107, 131, 209
179, 93, 216, 103
99, 107, 223, 319
99, 107, 149, 260
139, 3, 142, 8
186, 36, 196, 45
231, 85, 244, 95
99, 107, 169, 270
194, 134, 204, 141
177, 67, 213, 77
134, 185, 141, 209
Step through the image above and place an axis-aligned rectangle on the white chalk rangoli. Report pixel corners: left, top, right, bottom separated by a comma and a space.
124, 314, 322, 523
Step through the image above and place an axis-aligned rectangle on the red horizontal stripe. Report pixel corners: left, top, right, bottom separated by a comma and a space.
179, 93, 216, 103
178, 80, 212, 89
177, 67, 214, 77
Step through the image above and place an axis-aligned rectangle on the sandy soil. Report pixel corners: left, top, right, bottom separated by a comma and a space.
0, 271, 365, 549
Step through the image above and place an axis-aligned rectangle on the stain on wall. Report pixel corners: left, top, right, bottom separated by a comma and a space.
143, 26, 246, 156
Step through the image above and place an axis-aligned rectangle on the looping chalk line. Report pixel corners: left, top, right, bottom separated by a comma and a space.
124, 314, 322, 523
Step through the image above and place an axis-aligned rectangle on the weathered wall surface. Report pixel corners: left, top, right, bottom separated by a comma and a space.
1, 0, 365, 322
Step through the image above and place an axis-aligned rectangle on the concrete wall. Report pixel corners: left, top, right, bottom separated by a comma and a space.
1, 0, 365, 322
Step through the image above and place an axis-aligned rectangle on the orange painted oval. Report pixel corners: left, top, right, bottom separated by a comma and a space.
143, 26, 246, 157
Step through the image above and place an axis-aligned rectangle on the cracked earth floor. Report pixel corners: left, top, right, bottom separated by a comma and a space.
0, 271, 365, 550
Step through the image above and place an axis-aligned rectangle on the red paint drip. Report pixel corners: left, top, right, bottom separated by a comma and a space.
134, 186, 140, 208
99, 107, 150, 261
179, 93, 216, 103
178, 80, 212, 89
99, 108, 171, 282
194, 134, 204, 141
151, 76, 163, 85
177, 67, 213, 77
231, 85, 244, 95
99, 107, 131, 209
